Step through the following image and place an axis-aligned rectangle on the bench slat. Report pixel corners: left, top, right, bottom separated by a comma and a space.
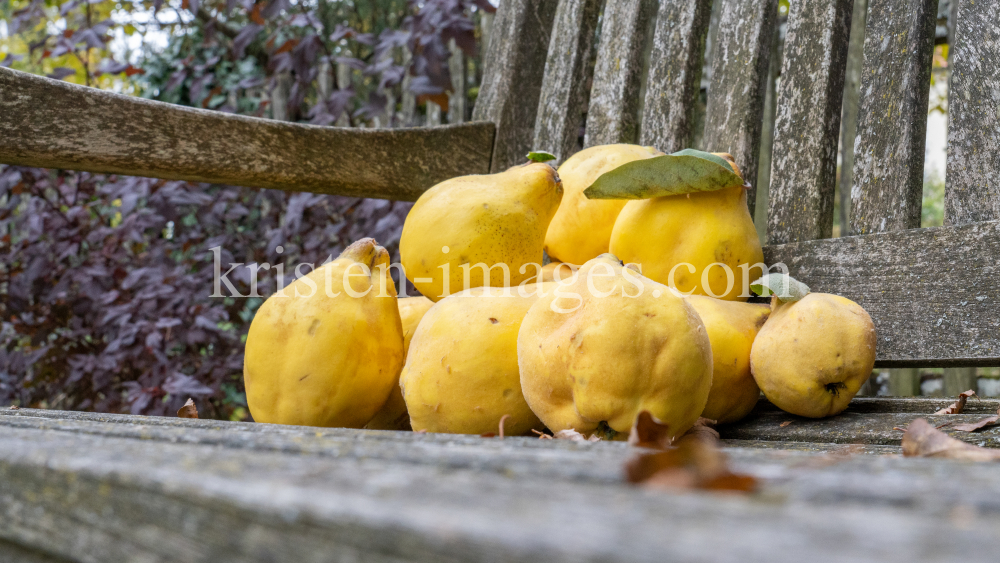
472, 0, 558, 172
638, 0, 713, 153
850, 0, 938, 234
944, 0, 1000, 226
723, 410, 1000, 447
583, 0, 658, 147
702, 0, 778, 217
4, 409, 1000, 563
0, 68, 494, 201
766, 0, 854, 244
532, 0, 602, 164
765, 220, 1000, 366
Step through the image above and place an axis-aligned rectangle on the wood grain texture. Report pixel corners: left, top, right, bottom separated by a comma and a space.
850, 0, 937, 235
0, 67, 494, 202
766, 0, 853, 244
722, 409, 1000, 447
472, 0, 558, 171
944, 0, 1000, 226
702, 0, 778, 217
5, 409, 1000, 563
583, 0, 658, 147
638, 0, 713, 153
765, 220, 1000, 367
532, 0, 603, 164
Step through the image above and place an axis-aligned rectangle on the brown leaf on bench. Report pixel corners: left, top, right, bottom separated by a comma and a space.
952, 407, 1000, 433
628, 410, 673, 449
624, 419, 756, 493
934, 390, 976, 414
177, 398, 199, 419
902, 418, 1000, 461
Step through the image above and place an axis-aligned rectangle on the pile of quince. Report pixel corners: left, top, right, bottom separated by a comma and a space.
244, 145, 877, 440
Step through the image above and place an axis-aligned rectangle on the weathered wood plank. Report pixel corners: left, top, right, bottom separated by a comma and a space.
0, 67, 494, 202
638, 0, 713, 153
702, 0, 778, 217
723, 410, 1000, 447
722, 439, 901, 454
749, 396, 1000, 415
850, 0, 937, 235
0, 410, 629, 484
583, 0, 658, 147
944, 0, 1000, 226
532, 0, 603, 164
5, 411, 1000, 563
765, 220, 1000, 366
472, 0, 558, 172
767, 0, 854, 244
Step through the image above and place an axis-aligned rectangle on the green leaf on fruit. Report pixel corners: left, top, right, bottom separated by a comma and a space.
527, 151, 556, 163
584, 148, 746, 200
750, 273, 811, 302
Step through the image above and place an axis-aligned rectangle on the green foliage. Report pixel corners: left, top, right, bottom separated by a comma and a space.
922, 169, 945, 228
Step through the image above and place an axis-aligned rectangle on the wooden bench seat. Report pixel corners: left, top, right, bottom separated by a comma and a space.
3, 402, 1000, 562
2, 0, 999, 559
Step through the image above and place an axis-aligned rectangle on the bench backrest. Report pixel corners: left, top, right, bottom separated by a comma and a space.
0, 0, 996, 368
473, 0, 999, 367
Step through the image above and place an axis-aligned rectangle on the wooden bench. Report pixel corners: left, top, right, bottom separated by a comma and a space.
1, 0, 999, 560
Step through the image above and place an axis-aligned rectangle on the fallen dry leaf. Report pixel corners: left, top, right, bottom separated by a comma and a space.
8, 405, 19, 410
934, 390, 976, 414
902, 418, 1000, 461
952, 406, 1000, 433
779, 420, 793, 428
628, 411, 673, 449
177, 398, 198, 419
952, 416, 1000, 433
624, 419, 756, 493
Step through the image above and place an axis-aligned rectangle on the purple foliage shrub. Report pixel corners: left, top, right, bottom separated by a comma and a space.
0, 166, 413, 417
1, 0, 492, 416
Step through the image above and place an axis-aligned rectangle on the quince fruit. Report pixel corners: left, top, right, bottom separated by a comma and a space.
544, 144, 662, 265
751, 293, 876, 418
609, 154, 763, 301
518, 254, 713, 440
686, 295, 770, 424
401, 287, 543, 435
366, 296, 434, 431
244, 238, 403, 428
400, 162, 563, 301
